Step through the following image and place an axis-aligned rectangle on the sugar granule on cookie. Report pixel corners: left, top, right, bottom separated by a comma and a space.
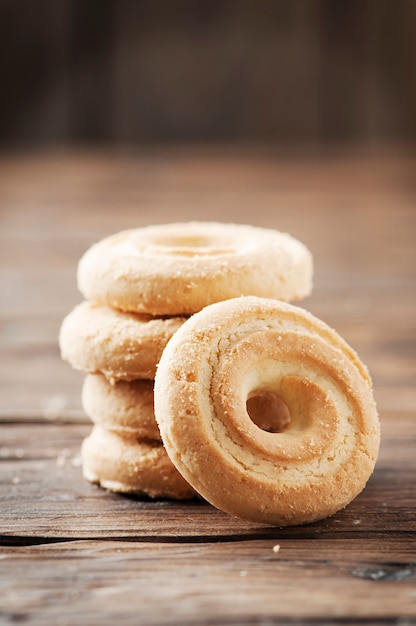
59, 300, 186, 382
154, 296, 380, 527
77, 221, 313, 315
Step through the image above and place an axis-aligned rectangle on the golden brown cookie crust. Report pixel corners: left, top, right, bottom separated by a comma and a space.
154, 296, 380, 526
77, 222, 313, 315
59, 301, 186, 381
82, 374, 160, 440
81, 426, 195, 499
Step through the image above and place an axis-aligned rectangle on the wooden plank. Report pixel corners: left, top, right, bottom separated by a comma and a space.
1, 538, 415, 625
111, 1, 321, 144
1, 415, 415, 541
0, 0, 72, 145
2, 2, 416, 148
68, 1, 115, 142
0, 152, 415, 415
0, 150, 415, 625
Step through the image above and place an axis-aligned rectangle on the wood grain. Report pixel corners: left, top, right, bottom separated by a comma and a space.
0, 149, 415, 625
1, 538, 415, 626
0, 415, 415, 542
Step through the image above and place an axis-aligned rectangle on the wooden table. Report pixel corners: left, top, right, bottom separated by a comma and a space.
1, 147, 415, 625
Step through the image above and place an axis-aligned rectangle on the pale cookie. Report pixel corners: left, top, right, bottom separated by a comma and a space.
82, 426, 196, 499
82, 374, 160, 440
77, 221, 313, 315
154, 296, 380, 527
59, 301, 186, 381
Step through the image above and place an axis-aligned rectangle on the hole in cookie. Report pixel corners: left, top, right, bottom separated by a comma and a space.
246, 391, 291, 433
149, 234, 235, 256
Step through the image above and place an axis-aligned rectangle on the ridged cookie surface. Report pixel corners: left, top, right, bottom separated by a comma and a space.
82, 374, 160, 440
82, 426, 195, 499
154, 296, 380, 526
77, 222, 313, 315
59, 301, 186, 381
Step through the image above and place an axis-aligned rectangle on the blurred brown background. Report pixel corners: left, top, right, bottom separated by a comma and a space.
1, 0, 416, 149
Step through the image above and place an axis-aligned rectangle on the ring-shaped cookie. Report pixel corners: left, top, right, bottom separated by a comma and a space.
82, 426, 195, 499
59, 301, 186, 381
77, 222, 313, 315
154, 296, 380, 526
82, 375, 161, 440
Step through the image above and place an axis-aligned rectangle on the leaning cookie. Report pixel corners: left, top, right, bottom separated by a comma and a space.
82, 374, 161, 440
59, 301, 186, 382
154, 296, 380, 527
81, 426, 196, 499
77, 221, 313, 315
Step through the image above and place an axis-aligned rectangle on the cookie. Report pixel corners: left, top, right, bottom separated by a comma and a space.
154, 296, 380, 526
77, 221, 313, 315
59, 301, 186, 382
82, 374, 160, 440
82, 426, 195, 499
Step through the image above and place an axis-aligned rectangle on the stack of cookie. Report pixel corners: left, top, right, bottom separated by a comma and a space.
59, 221, 313, 499
59, 301, 194, 498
